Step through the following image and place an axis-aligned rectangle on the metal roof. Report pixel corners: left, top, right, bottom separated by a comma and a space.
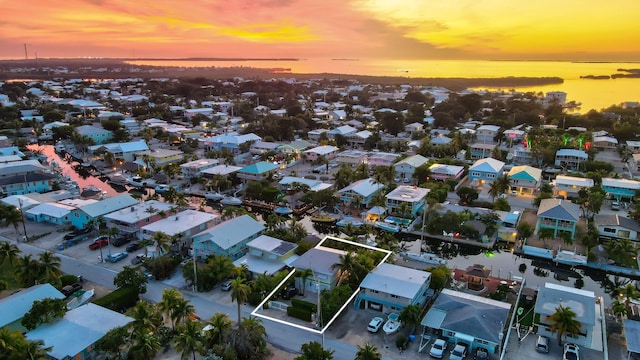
360, 263, 430, 300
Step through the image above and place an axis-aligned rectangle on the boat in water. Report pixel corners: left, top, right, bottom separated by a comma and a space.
554, 250, 587, 266
204, 191, 224, 201
374, 221, 401, 233
336, 217, 363, 227
400, 252, 447, 265
274, 207, 293, 215
383, 312, 401, 335
311, 214, 338, 224
220, 196, 243, 206
109, 172, 128, 185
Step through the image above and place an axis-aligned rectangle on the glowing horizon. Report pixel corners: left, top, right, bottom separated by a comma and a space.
1, 0, 639, 61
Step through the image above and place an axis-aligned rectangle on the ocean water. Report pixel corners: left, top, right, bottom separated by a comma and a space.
127, 58, 640, 112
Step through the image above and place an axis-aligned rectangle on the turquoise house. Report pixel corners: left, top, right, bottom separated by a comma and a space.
236, 161, 280, 181
602, 177, 640, 201
70, 194, 139, 229
536, 198, 581, 238
192, 214, 265, 260
0, 172, 55, 196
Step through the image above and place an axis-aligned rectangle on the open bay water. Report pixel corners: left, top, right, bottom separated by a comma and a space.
127, 58, 640, 112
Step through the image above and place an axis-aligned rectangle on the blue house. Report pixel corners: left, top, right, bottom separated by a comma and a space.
602, 177, 640, 201
555, 149, 588, 170
0, 284, 65, 332
26, 203, 75, 225
191, 214, 265, 260
75, 125, 113, 145
468, 157, 505, 185
337, 178, 384, 208
356, 263, 431, 313
536, 198, 581, 238
236, 161, 280, 181
0, 172, 55, 196
204, 133, 261, 154
70, 194, 139, 229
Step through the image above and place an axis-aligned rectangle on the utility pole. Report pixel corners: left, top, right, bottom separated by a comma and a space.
18, 198, 28, 242
24, 44, 28, 60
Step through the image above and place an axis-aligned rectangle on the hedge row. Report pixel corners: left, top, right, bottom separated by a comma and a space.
93, 286, 139, 312
286, 306, 312, 322
291, 298, 317, 313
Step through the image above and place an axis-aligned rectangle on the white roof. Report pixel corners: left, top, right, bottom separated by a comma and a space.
556, 149, 588, 158
554, 175, 594, 187
477, 124, 501, 132
279, 176, 332, 192
180, 158, 219, 169
338, 178, 383, 197
26, 203, 74, 218
385, 185, 429, 202
602, 177, 640, 190
77, 195, 139, 218
201, 164, 242, 176
429, 163, 464, 176
469, 157, 505, 173
394, 154, 429, 168
304, 145, 339, 155
360, 263, 430, 299
103, 200, 176, 224
141, 209, 218, 236
0, 284, 64, 328
593, 136, 618, 144
193, 214, 264, 250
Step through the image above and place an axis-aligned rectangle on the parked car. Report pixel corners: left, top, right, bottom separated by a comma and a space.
429, 338, 447, 359
221, 280, 232, 291
450, 342, 468, 360
131, 254, 147, 265
474, 347, 489, 360
88, 237, 109, 250
61, 283, 82, 297
535, 335, 550, 353
563, 343, 579, 360
126, 242, 141, 252
281, 286, 298, 299
612, 201, 620, 211
112, 235, 133, 247
105, 252, 128, 263
64, 227, 91, 241
367, 317, 384, 333
155, 184, 170, 194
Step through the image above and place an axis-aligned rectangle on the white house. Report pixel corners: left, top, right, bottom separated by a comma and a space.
507, 165, 542, 194
553, 175, 594, 199
594, 214, 640, 241
393, 155, 429, 181
356, 263, 431, 313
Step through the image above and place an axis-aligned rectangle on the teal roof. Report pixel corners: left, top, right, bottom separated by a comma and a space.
79, 194, 139, 217
240, 161, 280, 175
508, 166, 542, 182
0, 284, 64, 328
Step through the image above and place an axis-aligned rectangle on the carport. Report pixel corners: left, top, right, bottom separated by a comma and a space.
454, 332, 475, 347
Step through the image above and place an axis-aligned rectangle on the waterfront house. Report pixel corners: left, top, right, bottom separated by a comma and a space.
180, 158, 220, 179
307, 129, 329, 143
0, 284, 65, 332
134, 148, 184, 167
496, 211, 522, 243
75, 125, 112, 144
385, 185, 429, 218
553, 175, 594, 199
25, 303, 133, 360
337, 178, 384, 208
291, 246, 344, 293
355, 263, 431, 313
236, 161, 281, 182
25, 202, 75, 225
88, 140, 149, 162
428, 163, 465, 181
201, 164, 242, 178
420, 289, 511, 355
535, 198, 581, 238
70, 194, 139, 229
204, 133, 262, 154
328, 125, 357, 139
601, 178, 640, 201
555, 149, 588, 170
393, 154, 429, 180
592, 135, 618, 150
534, 283, 596, 349
346, 130, 372, 148
191, 214, 265, 260
367, 152, 399, 167
594, 214, 640, 241
250, 141, 282, 155
277, 140, 312, 155
507, 165, 542, 194
475, 124, 501, 143
278, 176, 332, 193
469, 142, 496, 159
468, 158, 505, 186
141, 209, 220, 256
103, 200, 177, 239
233, 235, 298, 276
335, 149, 368, 167
303, 145, 339, 162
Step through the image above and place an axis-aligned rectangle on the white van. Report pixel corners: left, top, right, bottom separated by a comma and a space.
535, 335, 549, 353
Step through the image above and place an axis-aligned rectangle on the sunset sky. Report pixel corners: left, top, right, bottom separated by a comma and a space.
2, 0, 639, 61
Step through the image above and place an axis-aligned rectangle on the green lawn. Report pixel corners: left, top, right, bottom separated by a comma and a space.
0, 260, 19, 290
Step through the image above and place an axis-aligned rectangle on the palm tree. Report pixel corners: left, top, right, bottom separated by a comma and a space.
354, 342, 381, 360
331, 251, 357, 287
139, 237, 154, 258
229, 317, 268, 360
172, 298, 196, 329
1, 205, 24, 236
0, 241, 20, 267
605, 238, 637, 267
612, 299, 628, 319
128, 330, 161, 360
203, 312, 233, 349
38, 251, 61, 284
127, 301, 162, 337
548, 305, 582, 346
12, 338, 52, 360
151, 231, 172, 256
14, 254, 41, 287
174, 320, 204, 360
398, 304, 422, 333
617, 283, 639, 306
230, 277, 251, 324
298, 268, 314, 296
158, 288, 182, 329
296, 340, 334, 360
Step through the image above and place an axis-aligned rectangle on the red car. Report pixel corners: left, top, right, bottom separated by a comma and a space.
89, 237, 109, 250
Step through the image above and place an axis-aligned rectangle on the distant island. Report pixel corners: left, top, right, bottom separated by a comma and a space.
580, 68, 640, 80
0, 58, 563, 90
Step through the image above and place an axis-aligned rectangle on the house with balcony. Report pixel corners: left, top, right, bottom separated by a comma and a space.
534, 283, 597, 349
602, 178, 640, 201
555, 149, 588, 171
626, 140, 640, 153
507, 146, 538, 166
393, 154, 429, 181
420, 289, 511, 355
307, 129, 329, 143
103, 200, 177, 239
303, 145, 339, 162
428, 163, 465, 181
335, 149, 368, 167
503, 129, 525, 146
475, 125, 501, 143
75, 125, 113, 144
507, 165, 542, 194
236, 161, 281, 182
553, 175, 594, 199
191, 214, 265, 260
204, 133, 261, 154
496, 211, 522, 243
233, 235, 298, 276
277, 140, 312, 155
250, 141, 282, 155
200, 164, 242, 178
468, 158, 505, 186
355, 263, 432, 313
367, 152, 399, 167
469, 142, 496, 159
88, 140, 149, 162
536, 198, 581, 238
592, 135, 618, 150
70, 194, 139, 230
594, 214, 640, 241
337, 178, 384, 208
328, 125, 357, 139
134, 148, 184, 167
141, 210, 220, 256
385, 185, 429, 218
180, 158, 220, 179
291, 246, 344, 293
0, 171, 55, 196
346, 130, 372, 148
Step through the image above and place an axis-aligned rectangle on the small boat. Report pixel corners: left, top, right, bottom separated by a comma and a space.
204, 192, 224, 201
310, 214, 338, 224
109, 172, 128, 185
220, 196, 242, 206
383, 312, 401, 335
66, 288, 95, 310
554, 250, 587, 266
400, 252, 447, 265
336, 217, 363, 227
374, 221, 400, 233
128, 176, 146, 187
274, 207, 293, 215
